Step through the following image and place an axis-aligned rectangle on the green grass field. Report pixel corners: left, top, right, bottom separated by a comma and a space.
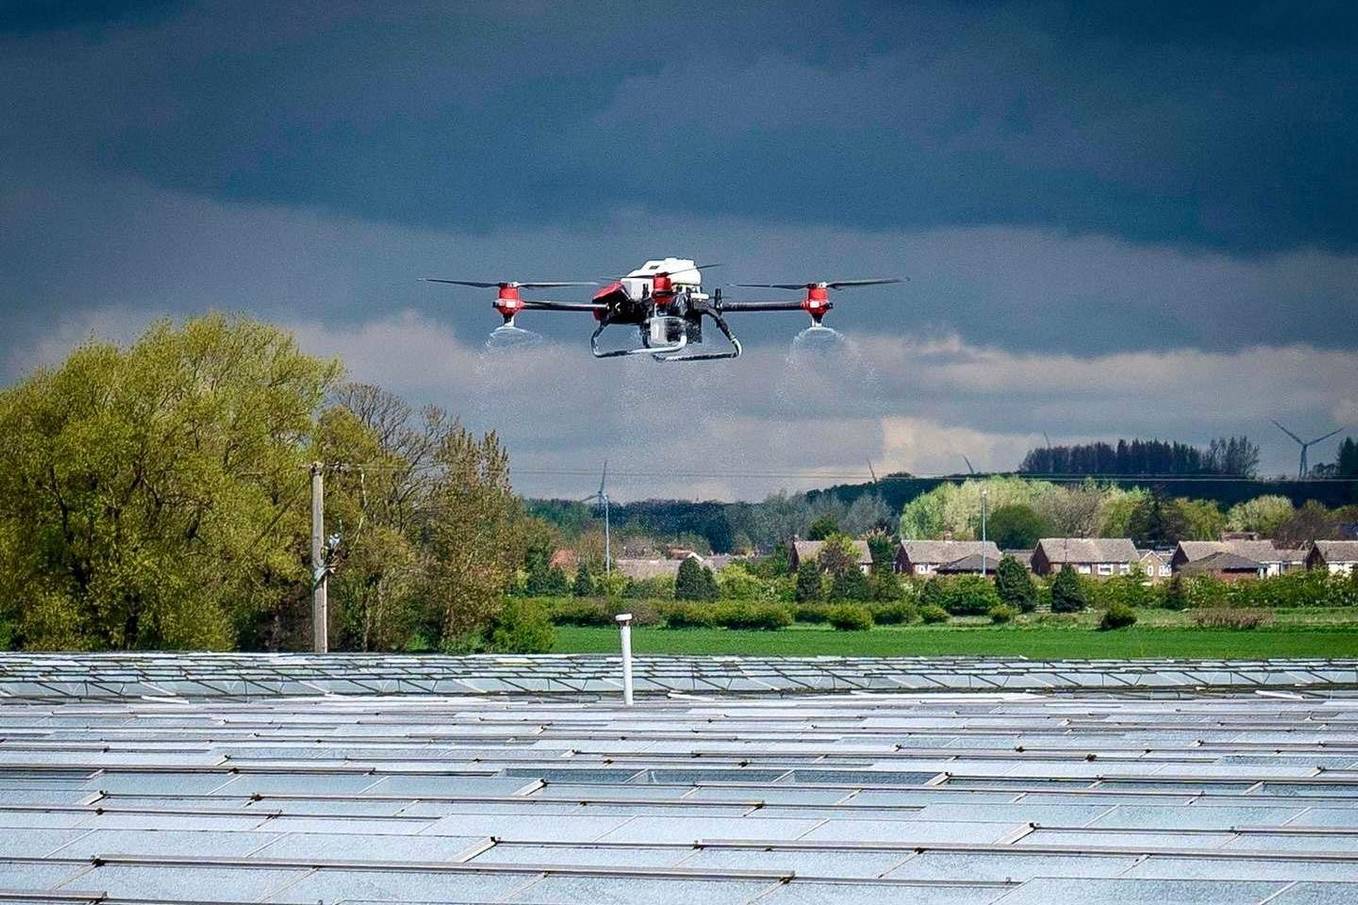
552, 622, 1358, 659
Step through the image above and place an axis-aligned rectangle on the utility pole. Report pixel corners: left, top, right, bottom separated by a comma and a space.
980, 487, 989, 578
310, 462, 328, 653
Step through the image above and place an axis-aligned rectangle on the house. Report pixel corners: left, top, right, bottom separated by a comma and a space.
1136, 549, 1173, 581
1176, 551, 1265, 581
790, 539, 873, 574
936, 552, 1003, 576
1172, 540, 1296, 577
1031, 538, 1138, 577
1002, 549, 1035, 571
896, 540, 1002, 576
1307, 540, 1358, 575
614, 551, 705, 582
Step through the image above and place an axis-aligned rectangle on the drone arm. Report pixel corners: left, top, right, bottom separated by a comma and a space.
519, 300, 608, 312
717, 301, 806, 312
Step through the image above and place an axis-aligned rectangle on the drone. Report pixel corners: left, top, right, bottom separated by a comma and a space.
424, 258, 900, 362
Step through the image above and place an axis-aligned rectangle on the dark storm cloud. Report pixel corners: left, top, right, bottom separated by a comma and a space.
3, 0, 1357, 497
3, 0, 1356, 252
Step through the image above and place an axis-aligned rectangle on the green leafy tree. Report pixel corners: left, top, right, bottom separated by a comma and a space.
987, 504, 1048, 550
0, 315, 340, 651
675, 557, 716, 601
831, 565, 870, 601
866, 532, 896, 573
701, 566, 720, 601
817, 534, 860, 576
994, 555, 1038, 613
1178, 498, 1226, 541
424, 426, 523, 647
320, 384, 454, 652
572, 562, 594, 597
795, 560, 824, 602
1225, 495, 1296, 537
1050, 565, 1089, 613
1127, 492, 1191, 546
807, 514, 840, 541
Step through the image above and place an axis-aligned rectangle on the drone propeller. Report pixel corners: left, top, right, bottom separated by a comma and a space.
423, 279, 599, 289
732, 278, 903, 290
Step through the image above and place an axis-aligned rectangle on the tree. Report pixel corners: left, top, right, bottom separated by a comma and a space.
675, 557, 716, 601
1226, 496, 1296, 537
572, 562, 594, 597
817, 533, 860, 577
1050, 565, 1089, 613
423, 426, 523, 647
987, 504, 1049, 550
866, 531, 896, 573
994, 555, 1038, 613
1127, 492, 1190, 547
1275, 501, 1341, 547
795, 560, 824, 602
807, 514, 840, 541
1335, 437, 1358, 477
1177, 498, 1226, 541
0, 315, 340, 651
831, 565, 870, 601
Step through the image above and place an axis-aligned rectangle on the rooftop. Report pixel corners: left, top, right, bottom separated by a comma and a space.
1, 654, 1357, 904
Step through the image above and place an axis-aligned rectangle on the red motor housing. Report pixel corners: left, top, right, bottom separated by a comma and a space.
801, 283, 831, 322
494, 284, 524, 321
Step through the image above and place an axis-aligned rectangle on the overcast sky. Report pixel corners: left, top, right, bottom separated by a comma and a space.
2, 1, 1356, 499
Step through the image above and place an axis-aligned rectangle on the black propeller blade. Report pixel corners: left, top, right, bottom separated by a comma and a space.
423, 279, 599, 289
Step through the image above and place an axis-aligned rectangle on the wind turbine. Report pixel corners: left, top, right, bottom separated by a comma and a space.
1272, 420, 1344, 479
581, 460, 611, 574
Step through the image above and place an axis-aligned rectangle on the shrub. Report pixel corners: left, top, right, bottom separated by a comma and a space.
871, 601, 918, 625
548, 599, 611, 627
792, 603, 832, 624
1161, 573, 1189, 610
1099, 602, 1138, 630
1192, 608, 1274, 629
919, 603, 949, 624
826, 604, 874, 631
995, 555, 1038, 613
938, 575, 1002, 616
868, 569, 905, 602
713, 602, 793, 631
793, 603, 831, 625
485, 599, 555, 653
989, 603, 1018, 624
623, 575, 676, 599
1051, 566, 1089, 613
607, 600, 663, 627
717, 564, 774, 600
662, 602, 718, 629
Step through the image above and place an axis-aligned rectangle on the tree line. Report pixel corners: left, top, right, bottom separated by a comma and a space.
1019, 437, 1261, 477
0, 316, 536, 653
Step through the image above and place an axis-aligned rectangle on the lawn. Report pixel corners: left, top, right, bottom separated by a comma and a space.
552, 622, 1358, 659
